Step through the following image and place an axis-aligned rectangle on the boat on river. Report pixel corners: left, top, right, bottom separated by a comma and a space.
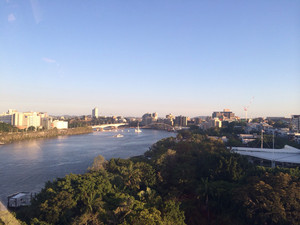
135, 123, 142, 133
113, 134, 124, 138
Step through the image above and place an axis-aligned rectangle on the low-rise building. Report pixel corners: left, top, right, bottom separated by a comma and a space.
8, 192, 32, 208
51, 120, 68, 129
41, 117, 53, 129
238, 134, 257, 144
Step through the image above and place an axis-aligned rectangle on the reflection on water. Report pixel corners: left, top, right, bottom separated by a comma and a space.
2, 141, 42, 161
0, 129, 175, 203
57, 135, 68, 140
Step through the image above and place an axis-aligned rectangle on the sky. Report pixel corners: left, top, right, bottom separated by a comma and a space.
0, 0, 299, 118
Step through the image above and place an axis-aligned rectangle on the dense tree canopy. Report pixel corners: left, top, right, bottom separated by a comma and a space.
0, 122, 19, 132
17, 130, 300, 225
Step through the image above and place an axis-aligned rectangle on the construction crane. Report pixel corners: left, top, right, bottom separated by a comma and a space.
243, 96, 254, 121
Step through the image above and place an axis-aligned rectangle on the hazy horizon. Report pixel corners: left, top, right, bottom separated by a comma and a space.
1, 1, 299, 118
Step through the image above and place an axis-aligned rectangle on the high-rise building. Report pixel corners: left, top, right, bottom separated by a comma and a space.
166, 113, 175, 120
0, 109, 53, 129
292, 115, 300, 132
92, 107, 98, 118
142, 112, 158, 125
0, 114, 13, 125
24, 112, 41, 128
212, 109, 235, 120
174, 116, 187, 127
0, 109, 23, 127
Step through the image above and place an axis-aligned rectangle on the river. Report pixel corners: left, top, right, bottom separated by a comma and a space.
0, 129, 175, 204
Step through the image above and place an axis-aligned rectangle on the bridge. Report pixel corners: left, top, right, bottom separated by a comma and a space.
92, 123, 128, 129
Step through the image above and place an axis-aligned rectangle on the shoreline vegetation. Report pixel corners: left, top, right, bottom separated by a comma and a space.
14, 129, 300, 225
0, 127, 93, 144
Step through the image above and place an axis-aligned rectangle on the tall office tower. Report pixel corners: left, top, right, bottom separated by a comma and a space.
174, 116, 187, 127
92, 107, 98, 118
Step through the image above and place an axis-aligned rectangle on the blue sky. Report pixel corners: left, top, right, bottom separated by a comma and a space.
1, 0, 299, 117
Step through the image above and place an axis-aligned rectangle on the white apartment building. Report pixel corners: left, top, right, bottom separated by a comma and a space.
0, 109, 53, 129
210, 118, 222, 128
51, 120, 68, 129
24, 112, 41, 128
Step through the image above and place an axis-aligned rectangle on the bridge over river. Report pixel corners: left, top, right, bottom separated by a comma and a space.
92, 123, 128, 130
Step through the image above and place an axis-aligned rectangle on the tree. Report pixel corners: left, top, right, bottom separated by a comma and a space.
162, 200, 186, 225
234, 172, 300, 225
27, 126, 36, 131
88, 155, 107, 172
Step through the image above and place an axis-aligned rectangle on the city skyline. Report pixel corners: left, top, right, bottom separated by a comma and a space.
1, 1, 299, 118
0, 107, 298, 119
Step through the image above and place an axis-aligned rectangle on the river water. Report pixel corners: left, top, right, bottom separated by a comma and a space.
0, 129, 175, 204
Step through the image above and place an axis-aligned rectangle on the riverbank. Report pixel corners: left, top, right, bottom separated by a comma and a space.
0, 127, 93, 144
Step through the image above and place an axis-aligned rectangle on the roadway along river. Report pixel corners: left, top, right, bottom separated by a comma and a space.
0, 129, 175, 204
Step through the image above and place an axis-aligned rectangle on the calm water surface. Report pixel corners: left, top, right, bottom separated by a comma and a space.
0, 129, 175, 203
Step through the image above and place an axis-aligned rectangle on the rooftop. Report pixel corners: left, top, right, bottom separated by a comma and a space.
232, 145, 300, 164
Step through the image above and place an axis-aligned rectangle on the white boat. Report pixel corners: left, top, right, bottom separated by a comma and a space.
113, 134, 124, 138
135, 123, 142, 133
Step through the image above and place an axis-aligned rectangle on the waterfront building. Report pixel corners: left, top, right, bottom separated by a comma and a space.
152, 112, 158, 120
0, 109, 17, 125
24, 112, 41, 128
8, 192, 32, 208
41, 117, 53, 129
92, 107, 98, 118
0, 110, 26, 128
142, 112, 158, 126
163, 118, 174, 126
0, 114, 13, 125
0, 109, 53, 129
51, 120, 68, 129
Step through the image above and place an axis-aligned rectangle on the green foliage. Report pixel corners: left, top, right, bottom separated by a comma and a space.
234, 172, 300, 225
272, 120, 289, 129
0, 122, 19, 132
161, 200, 185, 225
88, 155, 107, 172
27, 126, 36, 131
17, 129, 300, 225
